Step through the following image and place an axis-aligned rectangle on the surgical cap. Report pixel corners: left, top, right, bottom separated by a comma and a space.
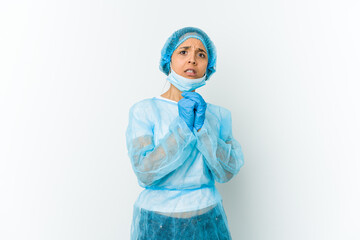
159, 27, 217, 81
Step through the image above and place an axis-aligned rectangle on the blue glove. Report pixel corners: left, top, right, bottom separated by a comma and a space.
178, 97, 196, 131
181, 92, 207, 131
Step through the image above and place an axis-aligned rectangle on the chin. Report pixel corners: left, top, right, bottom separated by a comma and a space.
183, 75, 199, 79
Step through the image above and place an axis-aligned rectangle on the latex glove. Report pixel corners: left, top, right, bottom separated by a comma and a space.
178, 97, 196, 131
181, 92, 207, 131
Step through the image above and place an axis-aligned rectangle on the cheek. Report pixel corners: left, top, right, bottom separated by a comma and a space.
171, 56, 185, 66
201, 61, 208, 72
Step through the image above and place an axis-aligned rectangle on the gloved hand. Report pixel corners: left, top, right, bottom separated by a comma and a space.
181, 92, 207, 131
178, 97, 196, 131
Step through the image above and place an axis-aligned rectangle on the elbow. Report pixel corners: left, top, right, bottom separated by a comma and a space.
211, 166, 235, 183
215, 157, 244, 183
131, 156, 159, 187
228, 150, 244, 175
136, 171, 158, 187
215, 171, 235, 183
131, 162, 157, 187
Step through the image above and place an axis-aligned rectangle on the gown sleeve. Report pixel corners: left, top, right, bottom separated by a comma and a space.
193, 107, 244, 183
126, 102, 197, 187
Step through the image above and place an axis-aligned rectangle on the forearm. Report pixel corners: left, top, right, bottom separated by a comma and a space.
128, 116, 197, 186
193, 118, 244, 183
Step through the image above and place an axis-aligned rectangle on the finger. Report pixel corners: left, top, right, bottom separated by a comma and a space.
179, 98, 197, 108
181, 92, 201, 103
182, 92, 205, 103
181, 92, 200, 98
180, 97, 196, 105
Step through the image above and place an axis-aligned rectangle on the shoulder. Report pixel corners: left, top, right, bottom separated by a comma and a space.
206, 102, 232, 120
207, 102, 234, 139
128, 98, 157, 117
129, 98, 155, 110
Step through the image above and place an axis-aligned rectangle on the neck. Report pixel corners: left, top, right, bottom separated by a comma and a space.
161, 84, 195, 102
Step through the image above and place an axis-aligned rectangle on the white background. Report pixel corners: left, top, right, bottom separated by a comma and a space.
1, 0, 359, 239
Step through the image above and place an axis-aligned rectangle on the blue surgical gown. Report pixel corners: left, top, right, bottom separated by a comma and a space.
125, 95, 244, 240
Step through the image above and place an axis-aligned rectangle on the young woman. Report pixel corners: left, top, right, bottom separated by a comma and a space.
126, 26, 244, 240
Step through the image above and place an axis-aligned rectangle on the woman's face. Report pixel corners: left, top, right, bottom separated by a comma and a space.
170, 38, 208, 79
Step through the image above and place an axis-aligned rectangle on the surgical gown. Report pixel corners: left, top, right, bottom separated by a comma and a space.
125, 95, 244, 240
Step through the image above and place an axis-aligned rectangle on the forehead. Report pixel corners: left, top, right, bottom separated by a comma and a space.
176, 38, 206, 52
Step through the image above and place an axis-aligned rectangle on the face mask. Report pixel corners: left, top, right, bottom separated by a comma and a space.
166, 66, 206, 92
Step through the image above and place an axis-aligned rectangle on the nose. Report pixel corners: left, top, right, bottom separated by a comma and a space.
188, 52, 196, 65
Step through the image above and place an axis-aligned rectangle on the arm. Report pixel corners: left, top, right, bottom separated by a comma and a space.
126, 103, 197, 187
193, 108, 244, 183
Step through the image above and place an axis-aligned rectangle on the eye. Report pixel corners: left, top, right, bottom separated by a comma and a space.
199, 53, 206, 58
180, 50, 186, 55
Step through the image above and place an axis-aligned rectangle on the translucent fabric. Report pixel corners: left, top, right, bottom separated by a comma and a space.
125, 96, 244, 240
159, 27, 217, 81
137, 203, 231, 240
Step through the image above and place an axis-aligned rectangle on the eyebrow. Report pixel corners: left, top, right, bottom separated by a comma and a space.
179, 46, 207, 53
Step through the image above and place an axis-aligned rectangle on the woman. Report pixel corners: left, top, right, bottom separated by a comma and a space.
126, 27, 244, 240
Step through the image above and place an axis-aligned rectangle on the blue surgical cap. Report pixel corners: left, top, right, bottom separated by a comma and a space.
159, 27, 217, 81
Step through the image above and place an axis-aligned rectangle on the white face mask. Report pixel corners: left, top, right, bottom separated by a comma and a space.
166, 66, 206, 92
